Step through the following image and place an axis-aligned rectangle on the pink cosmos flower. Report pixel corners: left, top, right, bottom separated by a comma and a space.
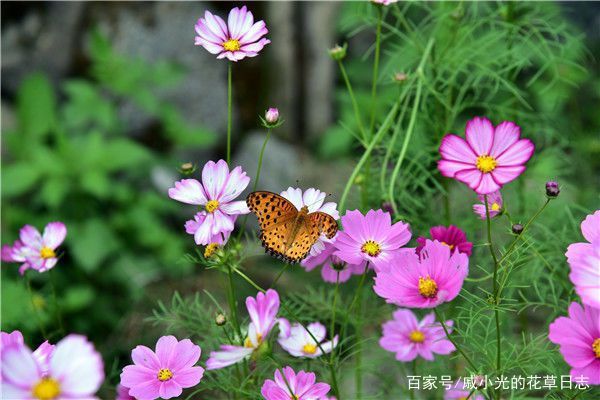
0, 330, 55, 375
379, 309, 455, 362
116, 384, 135, 400
334, 209, 411, 272
277, 319, 338, 359
194, 6, 270, 62
548, 302, 600, 384
168, 160, 250, 246
261, 366, 330, 400
207, 289, 280, 370
473, 191, 503, 220
120, 335, 204, 400
265, 108, 279, 125
301, 234, 366, 283
374, 240, 469, 308
566, 210, 600, 309
444, 382, 484, 400
1, 222, 67, 274
416, 225, 473, 256
280, 187, 340, 257
1, 334, 103, 399
438, 117, 534, 194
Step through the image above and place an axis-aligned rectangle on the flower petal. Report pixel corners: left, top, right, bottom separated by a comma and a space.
42, 222, 67, 249
465, 117, 494, 155
168, 179, 207, 205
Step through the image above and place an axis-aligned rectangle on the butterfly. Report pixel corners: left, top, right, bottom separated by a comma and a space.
246, 191, 338, 263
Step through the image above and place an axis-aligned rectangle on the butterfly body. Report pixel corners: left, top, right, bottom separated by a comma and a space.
246, 191, 338, 263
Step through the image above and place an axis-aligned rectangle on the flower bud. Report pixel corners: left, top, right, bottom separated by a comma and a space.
381, 201, 394, 216
511, 223, 524, 235
473, 375, 486, 389
265, 108, 279, 125
179, 162, 196, 175
329, 43, 347, 61
215, 313, 227, 326
545, 181, 560, 198
393, 72, 407, 83
332, 262, 346, 272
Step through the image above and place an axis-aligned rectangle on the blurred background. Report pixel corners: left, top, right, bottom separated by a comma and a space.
2, 1, 599, 398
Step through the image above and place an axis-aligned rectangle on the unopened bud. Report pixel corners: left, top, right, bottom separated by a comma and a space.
381, 201, 394, 216
512, 224, 524, 235
179, 162, 196, 175
545, 181, 560, 198
329, 43, 347, 61
215, 313, 227, 326
265, 108, 279, 124
332, 262, 346, 272
393, 72, 407, 83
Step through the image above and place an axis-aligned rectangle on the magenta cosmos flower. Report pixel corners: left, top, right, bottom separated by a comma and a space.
280, 187, 340, 257
169, 160, 250, 246
334, 209, 411, 272
444, 382, 484, 400
566, 210, 600, 309
438, 117, 534, 194
472, 190, 503, 220
301, 234, 366, 283
120, 335, 204, 400
374, 240, 469, 308
416, 225, 472, 256
380, 309, 455, 362
207, 289, 280, 370
261, 366, 330, 400
116, 384, 135, 400
278, 319, 338, 359
1, 334, 103, 399
1, 222, 66, 274
548, 302, 600, 384
194, 6, 270, 62
1, 330, 55, 379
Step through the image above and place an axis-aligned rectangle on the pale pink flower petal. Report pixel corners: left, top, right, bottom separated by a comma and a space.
168, 179, 208, 205
42, 222, 67, 249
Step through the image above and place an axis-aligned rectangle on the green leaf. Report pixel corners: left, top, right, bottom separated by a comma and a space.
17, 73, 56, 138
40, 177, 69, 209
100, 138, 153, 171
1, 163, 42, 198
160, 106, 216, 147
62, 80, 118, 133
79, 170, 111, 198
70, 219, 120, 272
1, 277, 50, 333
62, 285, 95, 312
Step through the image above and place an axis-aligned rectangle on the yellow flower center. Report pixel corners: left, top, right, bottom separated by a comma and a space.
361, 240, 381, 257
244, 333, 263, 348
418, 276, 438, 298
204, 243, 219, 258
491, 202, 501, 211
40, 246, 56, 259
302, 343, 318, 354
205, 200, 219, 213
290, 396, 299, 400
440, 241, 455, 250
593, 338, 600, 358
222, 39, 241, 52
32, 378, 60, 400
157, 368, 173, 382
476, 155, 497, 173
409, 330, 425, 343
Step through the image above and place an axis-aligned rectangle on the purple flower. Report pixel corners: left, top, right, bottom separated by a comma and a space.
438, 117, 534, 194
566, 210, 600, 309
120, 335, 204, 400
1, 334, 103, 399
277, 319, 338, 359
116, 384, 135, 400
1, 222, 67, 274
374, 240, 469, 308
265, 108, 279, 124
380, 309, 455, 362
548, 302, 600, 385
301, 234, 366, 283
334, 209, 411, 273
261, 366, 330, 400
169, 160, 250, 246
194, 6, 270, 62
207, 289, 280, 370
416, 225, 473, 256
472, 191, 503, 220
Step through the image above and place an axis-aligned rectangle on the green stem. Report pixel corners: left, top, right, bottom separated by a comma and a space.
227, 64, 233, 164
337, 60, 367, 143
226, 264, 241, 342
329, 272, 340, 362
252, 128, 272, 192
388, 38, 434, 214
409, 359, 417, 400
369, 7, 383, 139
269, 264, 290, 289
48, 269, 65, 335
25, 275, 48, 339
433, 308, 477, 371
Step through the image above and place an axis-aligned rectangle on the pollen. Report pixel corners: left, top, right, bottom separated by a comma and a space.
491, 202, 501, 211
40, 246, 56, 259
204, 243, 219, 258
244, 333, 263, 348
409, 330, 425, 343
222, 39, 241, 52
440, 241, 455, 250
157, 368, 173, 382
418, 276, 438, 298
32, 378, 60, 400
593, 338, 600, 358
476, 155, 497, 173
205, 200, 219, 213
302, 343, 317, 355
361, 240, 381, 257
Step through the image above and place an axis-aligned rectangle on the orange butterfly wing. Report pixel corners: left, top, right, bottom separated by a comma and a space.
246, 191, 338, 263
